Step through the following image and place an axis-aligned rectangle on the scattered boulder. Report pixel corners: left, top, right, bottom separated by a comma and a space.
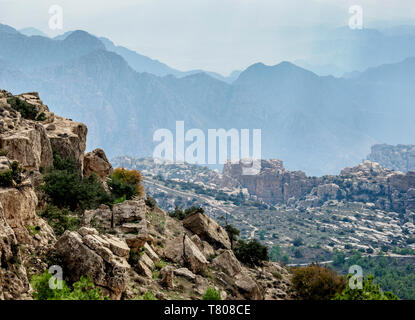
183, 212, 231, 249
174, 268, 196, 281
212, 250, 242, 277
55, 229, 130, 299
164, 234, 208, 274
234, 272, 263, 300
160, 266, 174, 289
83, 148, 113, 180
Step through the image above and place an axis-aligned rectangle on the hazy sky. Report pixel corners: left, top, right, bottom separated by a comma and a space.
1, 0, 414, 74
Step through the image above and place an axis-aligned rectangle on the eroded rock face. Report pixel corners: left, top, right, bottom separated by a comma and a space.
83, 148, 113, 180
55, 228, 130, 299
226, 158, 415, 214
0, 187, 55, 247
183, 212, 231, 250
0, 91, 87, 174
164, 234, 209, 274
223, 159, 318, 204
367, 144, 415, 173
212, 250, 242, 277
0, 201, 31, 300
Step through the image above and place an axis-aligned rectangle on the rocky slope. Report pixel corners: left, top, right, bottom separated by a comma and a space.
0, 90, 294, 300
223, 159, 415, 214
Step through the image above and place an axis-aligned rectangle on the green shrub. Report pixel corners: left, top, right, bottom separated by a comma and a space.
7, 97, 39, 120
135, 291, 157, 300
332, 250, 346, 267
43, 152, 110, 211
202, 287, 221, 300
233, 239, 269, 266
0, 170, 13, 187
292, 237, 304, 247
225, 224, 240, 249
168, 206, 204, 220
31, 271, 105, 300
334, 275, 399, 300
39, 205, 80, 236
292, 264, 346, 300
270, 244, 282, 262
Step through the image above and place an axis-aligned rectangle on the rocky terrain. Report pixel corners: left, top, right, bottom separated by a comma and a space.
0, 90, 294, 300
367, 144, 415, 173
113, 157, 415, 265
224, 159, 415, 214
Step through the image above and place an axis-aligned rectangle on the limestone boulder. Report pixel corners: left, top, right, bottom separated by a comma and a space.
234, 272, 263, 300
183, 212, 231, 250
160, 266, 174, 289
83, 148, 113, 180
164, 234, 208, 274
55, 229, 130, 299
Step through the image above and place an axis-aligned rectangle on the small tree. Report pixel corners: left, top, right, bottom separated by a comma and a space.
233, 239, 269, 266
108, 168, 144, 200
292, 264, 346, 300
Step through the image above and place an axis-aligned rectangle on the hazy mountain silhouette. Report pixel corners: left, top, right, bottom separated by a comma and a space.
0, 23, 414, 175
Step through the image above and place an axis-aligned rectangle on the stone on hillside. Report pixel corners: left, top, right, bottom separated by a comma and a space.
183, 235, 209, 273
55, 229, 130, 299
112, 199, 147, 226
83, 148, 113, 180
191, 234, 215, 259
160, 266, 174, 289
164, 235, 208, 274
183, 212, 231, 249
234, 273, 263, 300
144, 242, 159, 263
140, 252, 155, 270
136, 260, 152, 279
174, 268, 196, 281
212, 250, 242, 277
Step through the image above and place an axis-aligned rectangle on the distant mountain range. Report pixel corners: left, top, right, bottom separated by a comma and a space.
1, 23, 415, 175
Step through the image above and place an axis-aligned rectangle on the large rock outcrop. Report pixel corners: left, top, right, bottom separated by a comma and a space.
83, 148, 113, 180
225, 159, 415, 214
0, 91, 87, 174
55, 227, 130, 299
223, 159, 318, 204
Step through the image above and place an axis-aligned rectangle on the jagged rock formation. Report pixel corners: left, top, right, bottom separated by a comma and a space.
85, 198, 295, 300
0, 90, 294, 300
0, 90, 90, 299
84, 148, 113, 181
224, 159, 415, 214
223, 159, 318, 204
0, 90, 87, 173
183, 212, 232, 250
367, 144, 415, 173
55, 227, 130, 299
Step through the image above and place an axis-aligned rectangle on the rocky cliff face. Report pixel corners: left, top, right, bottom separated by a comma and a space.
0, 90, 294, 300
223, 159, 319, 204
367, 144, 415, 173
224, 159, 415, 214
